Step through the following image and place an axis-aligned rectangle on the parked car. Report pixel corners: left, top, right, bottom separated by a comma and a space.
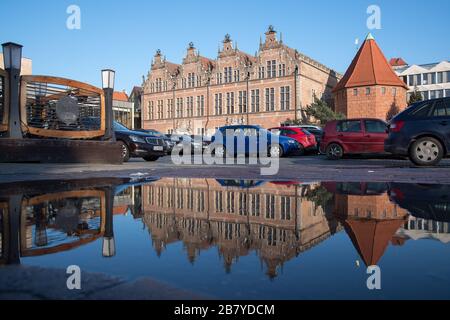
292, 125, 324, 146
167, 134, 204, 154
211, 125, 300, 157
113, 122, 166, 162
136, 128, 175, 153
269, 126, 317, 155
385, 97, 450, 166
320, 118, 388, 160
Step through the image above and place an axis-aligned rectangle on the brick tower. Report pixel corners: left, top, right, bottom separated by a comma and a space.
333, 33, 408, 121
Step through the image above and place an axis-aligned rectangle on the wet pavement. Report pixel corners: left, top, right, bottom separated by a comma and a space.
1, 155, 450, 184
1, 176, 449, 299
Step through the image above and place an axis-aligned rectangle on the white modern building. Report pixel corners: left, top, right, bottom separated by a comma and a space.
393, 60, 450, 101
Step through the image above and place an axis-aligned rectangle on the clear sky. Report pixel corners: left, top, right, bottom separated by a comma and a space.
1, 0, 449, 92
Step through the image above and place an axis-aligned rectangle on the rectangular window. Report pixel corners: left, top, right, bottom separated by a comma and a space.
251, 89, 260, 112
149, 101, 154, 120
280, 197, 291, 220
265, 195, 275, 219
234, 70, 240, 82
392, 88, 397, 96
157, 100, 163, 119
279, 64, 286, 77
215, 191, 223, 212
381, 87, 386, 95
227, 191, 235, 214
445, 89, 450, 98
227, 92, 235, 114
238, 91, 247, 113
188, 97, 194, 117
250, 194, 260, 217
176, 98, 183, 118
280, 86, 290, 110
366, 87, 371, 95
337, 120, 362, 133
215, 93, 223, 115
259, 66, 265, 79
353, 88, 358, 96
265, 88, 275, 111
437, 72, 444, 84
422, 91, 429, 100
430, 73, 436, 84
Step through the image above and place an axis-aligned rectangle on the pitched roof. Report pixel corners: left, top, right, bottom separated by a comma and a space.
343, 218, 407, 266
333, 33, 408, 92
113, 91, 129, 102
389, 57, 408, 67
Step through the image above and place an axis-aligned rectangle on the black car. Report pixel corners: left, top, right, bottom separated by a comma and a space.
114, 122, 166, 162
385, 97, 450, 166
135, 128, 175, 153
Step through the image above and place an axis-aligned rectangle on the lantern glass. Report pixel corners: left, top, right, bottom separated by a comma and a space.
101, 69, 115, 89
2, 42, 23, 70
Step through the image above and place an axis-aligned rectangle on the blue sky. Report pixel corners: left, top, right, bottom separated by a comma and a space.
1, 0, 449, 91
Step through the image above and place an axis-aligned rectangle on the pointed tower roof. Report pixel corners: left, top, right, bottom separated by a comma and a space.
343, 217, 407, 266
333, 33, 408, 92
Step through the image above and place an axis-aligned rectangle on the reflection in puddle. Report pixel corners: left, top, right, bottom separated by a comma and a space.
1, 178, 449, 298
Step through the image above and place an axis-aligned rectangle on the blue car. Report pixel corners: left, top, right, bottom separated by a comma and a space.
211, 125, 300, 157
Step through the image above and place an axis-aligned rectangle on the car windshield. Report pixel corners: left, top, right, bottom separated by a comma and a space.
114, 122, 130, 131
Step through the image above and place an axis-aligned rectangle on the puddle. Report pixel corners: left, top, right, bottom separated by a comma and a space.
1, 178, 449, 299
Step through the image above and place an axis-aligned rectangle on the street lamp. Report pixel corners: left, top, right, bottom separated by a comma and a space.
2, 42, 22, 70
2, 42, 23, 139
101, 69, 115, 141
102, 69, 115, 90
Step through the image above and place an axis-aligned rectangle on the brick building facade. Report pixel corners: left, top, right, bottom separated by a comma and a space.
142, 27, 341, 135
333, 34, 408, 121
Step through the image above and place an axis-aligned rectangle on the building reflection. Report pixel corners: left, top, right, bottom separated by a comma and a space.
142, 178, 341, 278
1, 177, 449, 280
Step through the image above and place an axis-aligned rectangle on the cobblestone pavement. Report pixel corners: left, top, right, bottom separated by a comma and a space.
1, 155, 450, 184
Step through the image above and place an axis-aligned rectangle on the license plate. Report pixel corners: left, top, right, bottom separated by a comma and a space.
154, 146, 163, 151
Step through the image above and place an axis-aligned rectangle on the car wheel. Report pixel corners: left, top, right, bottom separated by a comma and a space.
143, 156, 159, 162
215, 145, 226, 158
269, 144, 284, 158
118, 141, 130, 162
409, 137, 443, 166
297, 144, 305, 156
326, 143, 343, 160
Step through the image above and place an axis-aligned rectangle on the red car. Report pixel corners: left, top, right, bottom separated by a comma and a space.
269, 126, 317, 155
320, 118, 388, 160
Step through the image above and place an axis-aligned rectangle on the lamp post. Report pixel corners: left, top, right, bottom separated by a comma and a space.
2, 42, 23, 139
102, 188, 116, 258
101, 69, 115, 141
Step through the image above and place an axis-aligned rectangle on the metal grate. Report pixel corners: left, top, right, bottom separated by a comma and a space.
0, 75, 4, 128
25, 81, 102, 133
146, 137, 164, 145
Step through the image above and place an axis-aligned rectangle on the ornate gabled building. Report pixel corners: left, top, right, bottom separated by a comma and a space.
142, 27, 341, 135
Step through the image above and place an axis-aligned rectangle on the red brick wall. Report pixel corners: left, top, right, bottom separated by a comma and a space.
334, 85, 407, 121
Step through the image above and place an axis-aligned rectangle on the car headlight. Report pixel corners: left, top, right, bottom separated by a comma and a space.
130, 135, 146, 143
288, 139, 295, 144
